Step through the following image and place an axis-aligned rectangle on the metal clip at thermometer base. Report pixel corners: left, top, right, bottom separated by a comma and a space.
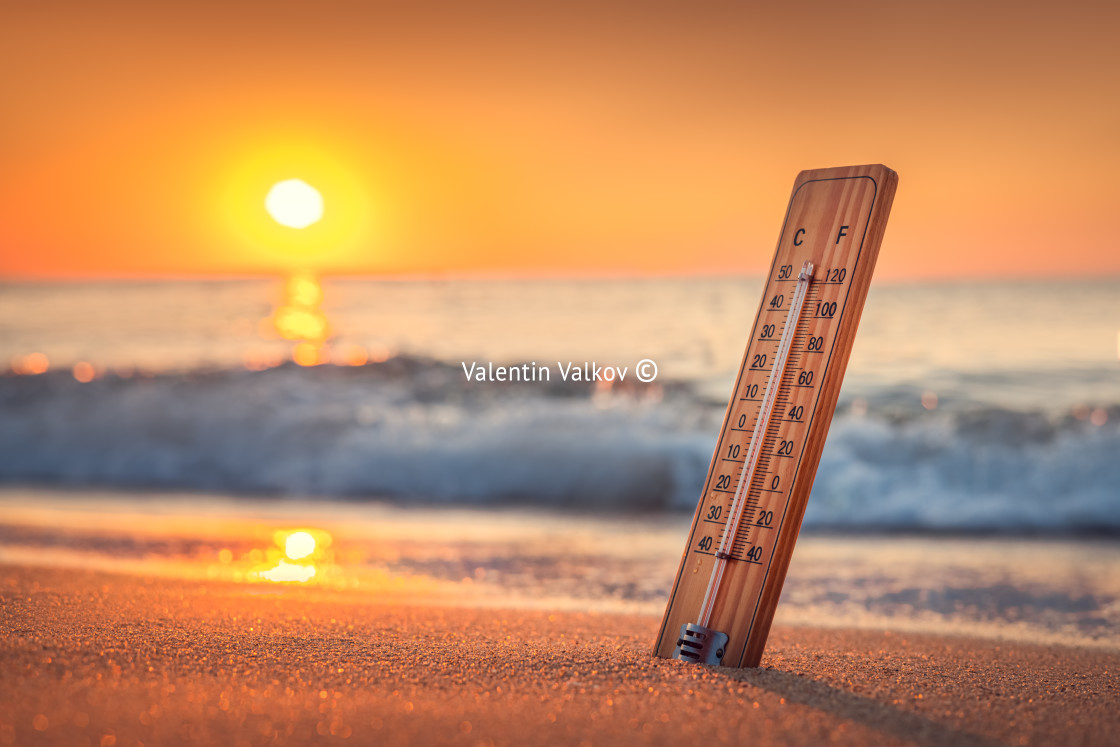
673, 623, 728, 665
655, 164, 898, 669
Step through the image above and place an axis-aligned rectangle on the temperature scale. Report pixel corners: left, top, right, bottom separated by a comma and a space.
655, 164, 898, 668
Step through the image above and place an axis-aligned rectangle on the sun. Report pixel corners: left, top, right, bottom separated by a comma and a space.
265, 179, 323, 229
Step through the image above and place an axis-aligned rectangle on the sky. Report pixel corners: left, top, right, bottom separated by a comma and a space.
1, 0, 1118, 280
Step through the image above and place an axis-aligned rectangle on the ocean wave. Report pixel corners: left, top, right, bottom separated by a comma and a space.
1, 358, 1117, 533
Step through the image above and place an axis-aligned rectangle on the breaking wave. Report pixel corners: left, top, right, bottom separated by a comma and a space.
1, 357, 1117, 533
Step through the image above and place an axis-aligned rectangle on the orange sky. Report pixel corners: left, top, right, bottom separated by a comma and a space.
1, 0, 1117, 280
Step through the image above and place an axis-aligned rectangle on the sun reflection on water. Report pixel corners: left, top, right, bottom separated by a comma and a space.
270, 274, 332, 363
258, 274, 376, 369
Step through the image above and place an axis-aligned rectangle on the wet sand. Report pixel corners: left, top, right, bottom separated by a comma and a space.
2, 564, 1117, 747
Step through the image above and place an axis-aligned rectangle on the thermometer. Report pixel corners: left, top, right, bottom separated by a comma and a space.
655, 164, 898, 668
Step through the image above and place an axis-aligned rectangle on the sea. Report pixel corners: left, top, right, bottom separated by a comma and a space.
1, 276, 1118, 648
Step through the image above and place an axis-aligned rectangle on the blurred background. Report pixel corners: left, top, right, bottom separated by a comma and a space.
1, 0, 1117, 646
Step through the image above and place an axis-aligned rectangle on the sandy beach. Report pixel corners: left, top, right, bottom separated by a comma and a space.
5, 0, 1120, 743
3, 563, 1117, 747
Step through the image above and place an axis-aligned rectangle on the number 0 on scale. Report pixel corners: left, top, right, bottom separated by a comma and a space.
654, 164, 898, 668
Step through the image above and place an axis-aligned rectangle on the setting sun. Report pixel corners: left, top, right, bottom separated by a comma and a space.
265, 179, 323, 229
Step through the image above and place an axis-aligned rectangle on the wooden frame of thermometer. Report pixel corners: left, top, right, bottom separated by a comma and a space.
655, 164, 898, 668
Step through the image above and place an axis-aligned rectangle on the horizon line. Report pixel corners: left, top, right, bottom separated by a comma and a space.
3, 268, 1120, 285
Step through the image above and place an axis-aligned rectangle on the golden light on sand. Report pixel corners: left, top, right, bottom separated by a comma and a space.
253, 528, 334, 584
265, 179, 323, 229
285, 531, 317, 560
261, 560, 317, 583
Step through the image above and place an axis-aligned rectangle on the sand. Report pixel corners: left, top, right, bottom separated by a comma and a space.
1, 564, 1117, 747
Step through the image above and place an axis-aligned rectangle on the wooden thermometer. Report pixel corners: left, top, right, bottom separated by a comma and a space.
655, 164, 898, 668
